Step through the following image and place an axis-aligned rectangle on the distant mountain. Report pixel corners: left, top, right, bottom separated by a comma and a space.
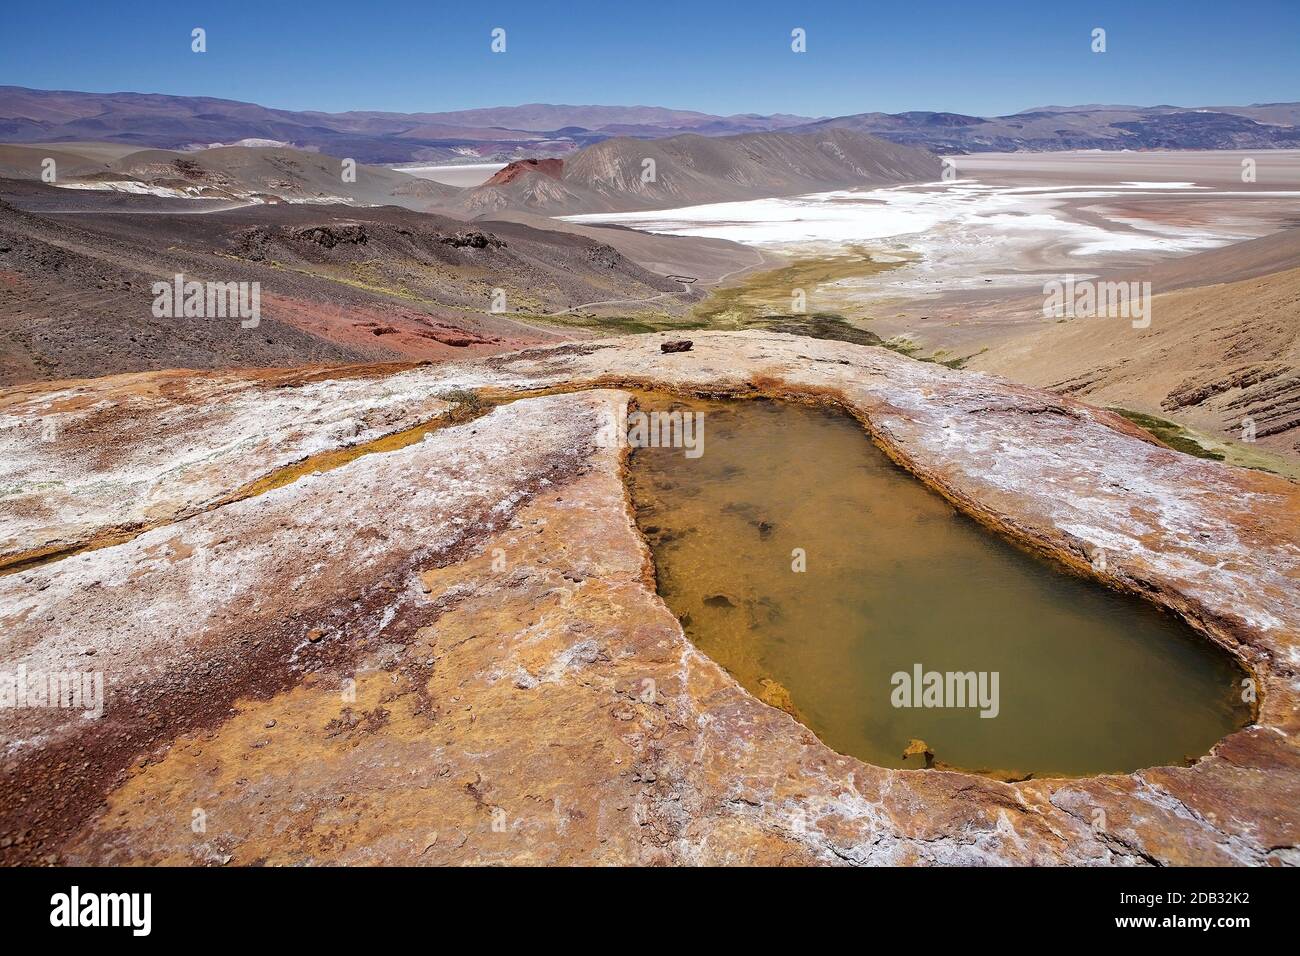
453, 128, 939, 216
386, 103, 815, 133
790, 104, 1300, 153
4, 87, 1296, 166
0, 87, 816, 164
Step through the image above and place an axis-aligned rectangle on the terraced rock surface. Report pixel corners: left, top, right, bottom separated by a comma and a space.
1, 332, 1297, 865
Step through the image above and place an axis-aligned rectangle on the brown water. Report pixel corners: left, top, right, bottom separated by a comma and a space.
627, 394, 1252, 778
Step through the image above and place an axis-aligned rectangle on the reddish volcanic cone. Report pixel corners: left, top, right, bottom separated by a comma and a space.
485, 158, 564, 186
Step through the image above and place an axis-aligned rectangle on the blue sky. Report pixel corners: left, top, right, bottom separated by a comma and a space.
2, 0, 1297, 118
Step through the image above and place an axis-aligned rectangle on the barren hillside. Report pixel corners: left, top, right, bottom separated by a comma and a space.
0, 180, 700, 384
970, 244, 1300, 467
454, 128, 939, 216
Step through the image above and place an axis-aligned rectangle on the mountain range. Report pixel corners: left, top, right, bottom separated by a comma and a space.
3, 86, 1299, 161
0, 125, 940, 219
0, 87, 816, 164
795, 103, 1300, 152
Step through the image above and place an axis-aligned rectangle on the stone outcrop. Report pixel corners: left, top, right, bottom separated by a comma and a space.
1, 332, 1296, 865
0, 364, 453, 570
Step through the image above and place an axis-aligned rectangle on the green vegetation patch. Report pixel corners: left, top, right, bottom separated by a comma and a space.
572, 314, 698, 335
882, 336, 980, 369
1111, 407, 1299, 479
1111, 408, 1226, 462
691, 247, 902, 328
748, 312, 884, 346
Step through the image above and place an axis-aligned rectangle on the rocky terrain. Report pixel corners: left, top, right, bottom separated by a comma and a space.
1, 332, 1295, 865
